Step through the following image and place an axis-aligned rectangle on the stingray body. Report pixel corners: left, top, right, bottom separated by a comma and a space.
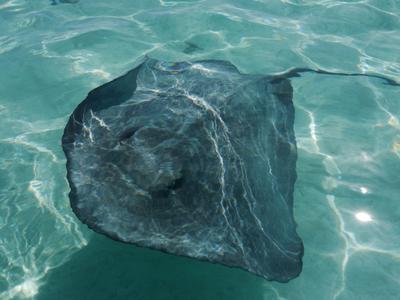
62, 57, 303, 282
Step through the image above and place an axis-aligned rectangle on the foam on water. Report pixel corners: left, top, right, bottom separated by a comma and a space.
0, 0, 399, 299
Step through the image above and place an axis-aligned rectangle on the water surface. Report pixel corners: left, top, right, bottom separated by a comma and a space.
0, 0, 399, 299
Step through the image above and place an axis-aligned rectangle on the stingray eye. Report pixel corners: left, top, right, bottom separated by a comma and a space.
156, 61, 188, 73
119, 127, 138, 142
168, 177, 185, 191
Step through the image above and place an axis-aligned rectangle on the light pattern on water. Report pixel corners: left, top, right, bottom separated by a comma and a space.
0, 0, 399, 299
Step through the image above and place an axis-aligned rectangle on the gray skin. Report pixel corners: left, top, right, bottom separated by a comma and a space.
62, 57, 303, 282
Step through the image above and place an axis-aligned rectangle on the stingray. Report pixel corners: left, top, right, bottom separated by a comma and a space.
62, 57, 398, 282
51, 0, 79, 5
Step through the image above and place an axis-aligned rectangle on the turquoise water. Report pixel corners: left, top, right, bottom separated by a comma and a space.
0, 0, 399, 299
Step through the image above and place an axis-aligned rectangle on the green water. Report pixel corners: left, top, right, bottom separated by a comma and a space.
0, 0, 399, 299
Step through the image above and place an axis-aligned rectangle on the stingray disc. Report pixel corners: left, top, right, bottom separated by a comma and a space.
62, 57, 303, 282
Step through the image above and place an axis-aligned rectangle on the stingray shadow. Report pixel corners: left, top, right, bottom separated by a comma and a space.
38, 233, 267, 300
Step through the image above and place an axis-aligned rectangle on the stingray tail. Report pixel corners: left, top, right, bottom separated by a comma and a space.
278, 67, 399, 86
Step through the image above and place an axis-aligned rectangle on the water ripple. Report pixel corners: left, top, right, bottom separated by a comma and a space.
0, 0, 399, 299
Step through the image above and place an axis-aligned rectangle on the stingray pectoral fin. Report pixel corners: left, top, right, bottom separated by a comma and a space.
270, 77, 293, 105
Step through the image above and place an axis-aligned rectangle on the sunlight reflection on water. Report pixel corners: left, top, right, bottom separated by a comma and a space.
0, 0, 399, 299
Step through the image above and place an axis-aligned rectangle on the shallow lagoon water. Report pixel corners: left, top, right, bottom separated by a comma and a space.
0, 0, 399, 299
